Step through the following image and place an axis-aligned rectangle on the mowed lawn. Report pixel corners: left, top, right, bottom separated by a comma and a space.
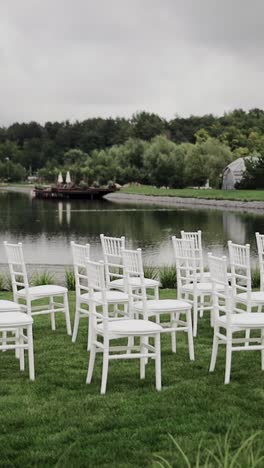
0, 290, 263, 467
121, 185, 264, 202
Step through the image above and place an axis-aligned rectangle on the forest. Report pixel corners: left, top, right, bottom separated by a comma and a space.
1, 108, 264, 188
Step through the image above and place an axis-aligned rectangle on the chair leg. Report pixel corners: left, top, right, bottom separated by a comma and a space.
27, 325, 35, 381
154, 333, 161, 391
186, 310, 194, 361
171, 312, 178, 353
15, 328, 20, 359
245, 329, 250, 348
100, 340, 109, 395
64, 293, 72, 336
86, 343, 96, 384
193, 295, 198, 337
19, 327, 25, 371
2, 331, 7, 351
140, 336, 146, 379
224, 332, 232, 384
126, 336, 134, 354
87, 312, 92, 351
209, 328, 219, 372
261, 328, 264, 371
72, 297, 80, 343
50, 296, 56, 331
200, 294, 204, 318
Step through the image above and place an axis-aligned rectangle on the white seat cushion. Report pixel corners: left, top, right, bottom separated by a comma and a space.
109, 278, 124, 288
17, 284, 67, 298
0, 300, 21, 312
110, 277, 159, 289
0, 312, 33, 327
219, 313, 264, 328
97, 319, 162, 335
236, 291, 264, 304
81, 290, 129, 303
133, 299, 191, 313
182, 282, 224, 293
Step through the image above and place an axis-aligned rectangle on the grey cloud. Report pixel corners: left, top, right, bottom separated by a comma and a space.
1, 0, 264, 124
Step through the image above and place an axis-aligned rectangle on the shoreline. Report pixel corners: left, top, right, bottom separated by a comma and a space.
106, 192, 264, 212
2, 185, 264, 212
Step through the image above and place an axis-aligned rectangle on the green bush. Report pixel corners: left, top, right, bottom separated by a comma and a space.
159, 266, 176, 289
31, 270, 54, 286
251, 268, 261, 289
65, 269, 75, 290
143, 264, 159, 280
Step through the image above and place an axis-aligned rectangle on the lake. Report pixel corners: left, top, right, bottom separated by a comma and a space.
0, 190, 264, 269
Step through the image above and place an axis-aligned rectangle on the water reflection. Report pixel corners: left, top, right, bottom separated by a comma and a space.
0, 191, 263, 266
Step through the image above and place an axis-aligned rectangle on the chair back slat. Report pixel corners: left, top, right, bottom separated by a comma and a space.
100, 234, 125, 286
86, 260, 106, 292
4, 242, 29, 294
172, 237, 197, 290
256, 232, 264, 290
122, 248, 147, 303
228, 241, 251, 299
208, 253, 232, 324
71, 241, 90, 294
181, 230, 205, 277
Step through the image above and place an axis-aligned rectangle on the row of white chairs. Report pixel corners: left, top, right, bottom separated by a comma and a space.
71, 238, 195, 394
1, 231, 264, 389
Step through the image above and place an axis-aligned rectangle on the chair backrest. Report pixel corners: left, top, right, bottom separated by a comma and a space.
208, 253, 232, 324
100, 234, 125, 287
121, 248, 147, 302
256, 232, 264, 290
181, 230, 205, 278
71, 241, 90, 296
172, 237, 197, 291
3, 242, 29, 295
228, 240, 251, 299
86, 259, 109, 331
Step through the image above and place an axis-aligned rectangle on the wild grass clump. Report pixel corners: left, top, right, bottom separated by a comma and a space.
31, 270, 55, 286
251, 268, 261, 289
159, 265, 176, 289
65, 269, 75, 290
143, 264, 159, 280
0, 273, 7, 291
154, 430, 264, 467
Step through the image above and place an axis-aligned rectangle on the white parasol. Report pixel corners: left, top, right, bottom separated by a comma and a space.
66, 171, 71, 184
58, 172, 63, 184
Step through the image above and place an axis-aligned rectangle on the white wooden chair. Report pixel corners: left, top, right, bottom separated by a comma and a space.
100, 234, 159, 297
4, 241, 72, 335
181, 230, 210, 282
71, 241, 129, 349
208, 253, 264, 384
0, 299, 35, 380
228, 241, 264, 312
256, 232, 264, 291
228, 240, 264, 347
172, 237, 224, 337
122, 248, 194, 360
86, 260, 162, 394
71, 241, 90, 343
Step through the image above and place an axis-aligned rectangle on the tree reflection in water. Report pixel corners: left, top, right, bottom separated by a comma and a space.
0, 191, 263, 266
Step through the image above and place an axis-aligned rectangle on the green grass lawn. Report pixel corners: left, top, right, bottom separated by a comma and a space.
0, 290, 263, 467
121, 185, 264, 202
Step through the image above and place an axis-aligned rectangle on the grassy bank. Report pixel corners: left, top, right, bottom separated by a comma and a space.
0, 290, 263, 466
121, 185, 264, 202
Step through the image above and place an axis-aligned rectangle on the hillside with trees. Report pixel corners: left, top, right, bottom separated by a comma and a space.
1, 109, 264, 188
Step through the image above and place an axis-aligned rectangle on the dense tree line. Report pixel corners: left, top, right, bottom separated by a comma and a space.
1, 109, 264, 186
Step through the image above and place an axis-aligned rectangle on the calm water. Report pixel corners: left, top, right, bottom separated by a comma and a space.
0, 190, 264, 267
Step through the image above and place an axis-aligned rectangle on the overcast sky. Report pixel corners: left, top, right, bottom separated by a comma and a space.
1, 0, 264, 125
